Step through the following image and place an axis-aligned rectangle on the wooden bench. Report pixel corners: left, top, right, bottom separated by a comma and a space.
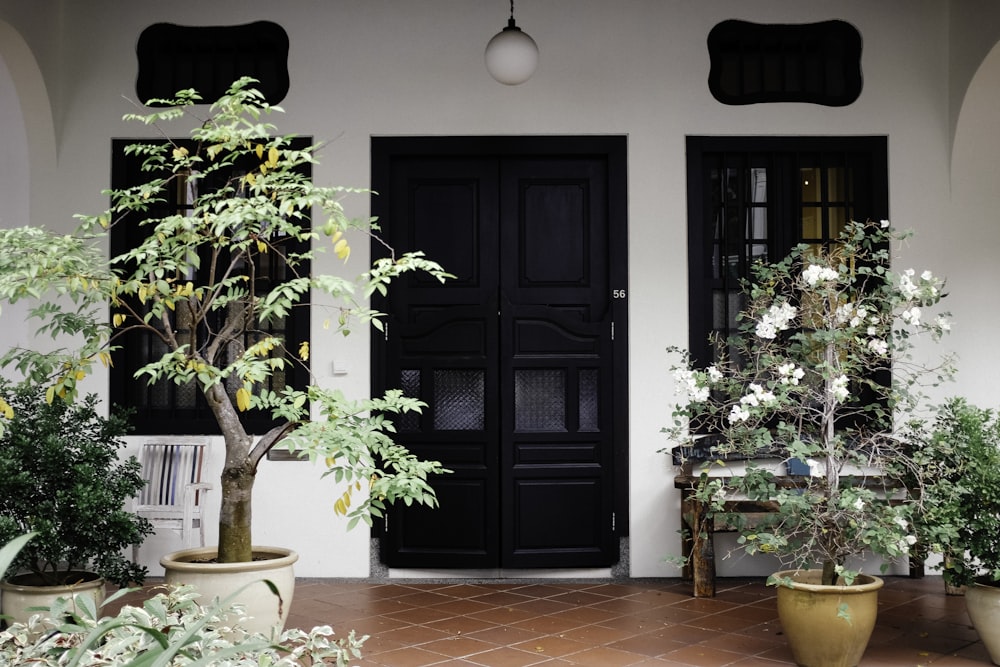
673, 450, 923, 598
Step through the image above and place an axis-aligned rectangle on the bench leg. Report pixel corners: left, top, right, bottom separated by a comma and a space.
682, 492, 716, 597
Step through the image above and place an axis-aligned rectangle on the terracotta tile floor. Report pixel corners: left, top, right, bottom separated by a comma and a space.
122, 576, 993, 666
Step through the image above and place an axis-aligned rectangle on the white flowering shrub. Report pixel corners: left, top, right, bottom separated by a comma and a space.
664, 220, 953, 586
0, 584, 366, 666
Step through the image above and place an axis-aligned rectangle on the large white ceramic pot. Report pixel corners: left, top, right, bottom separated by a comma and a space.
0, 571, 106, 626
966, 581, 1000, 665
161, 546, 298, 637
773, 569, 884, 667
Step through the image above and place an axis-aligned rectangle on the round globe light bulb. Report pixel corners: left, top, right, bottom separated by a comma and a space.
484, 24, 538, 85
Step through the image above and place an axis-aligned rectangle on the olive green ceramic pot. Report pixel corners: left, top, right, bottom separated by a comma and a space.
773, 569, 884, 667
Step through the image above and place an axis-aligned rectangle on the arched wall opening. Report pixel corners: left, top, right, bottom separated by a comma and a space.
945, 37, 1000, 406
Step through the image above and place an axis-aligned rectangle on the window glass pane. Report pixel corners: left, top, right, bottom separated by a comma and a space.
515, 369, 566, 432
829, 208, 848, 239
801, 167, 821, 202
827, 167, 847, 202
801, 206, 823, 239
434, 369, 484, 431
748, 167, 767, 203
578, 369, 599, 432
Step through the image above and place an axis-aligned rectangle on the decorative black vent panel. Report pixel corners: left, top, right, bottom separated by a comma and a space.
707, 19, 862, 106
136, 21, 289, 105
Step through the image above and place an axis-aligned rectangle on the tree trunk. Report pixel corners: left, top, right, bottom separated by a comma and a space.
204, 382, 256, 563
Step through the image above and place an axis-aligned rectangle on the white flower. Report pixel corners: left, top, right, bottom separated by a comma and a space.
802, 264, 839, 286
896, 535, 918, 555
740, 383, 777, 408
893, 516, 909, 530
899, 273, 919, 299
853, 497, 864, 511
921, 270, 933, 281
675, 369, 694, 395
867, 326, 878, 336
755, 320, 777, 339
728, 405, 750, 424
830, 375, 850, 403
867, 338, 889, 356
901, 306, 922, 325
778, 363, 804, 385
935, 315, 951, 332
880, 219, 890, 228
707, 366, 723, 382
755, 301, 797, 339
677, 368, 711, 402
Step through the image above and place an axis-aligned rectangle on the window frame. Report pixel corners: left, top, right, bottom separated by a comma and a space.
685, 136, 888, 369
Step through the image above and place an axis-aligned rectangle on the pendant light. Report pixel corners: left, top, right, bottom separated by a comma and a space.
484, 0, 538, 85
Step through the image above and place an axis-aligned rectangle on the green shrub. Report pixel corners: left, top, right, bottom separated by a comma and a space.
0, 379, 151, 586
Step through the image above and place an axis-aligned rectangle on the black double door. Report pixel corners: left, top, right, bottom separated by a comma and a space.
372, 137, 627, 569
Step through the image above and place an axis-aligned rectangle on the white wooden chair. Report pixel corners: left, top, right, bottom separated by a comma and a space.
133, 441, 212, 561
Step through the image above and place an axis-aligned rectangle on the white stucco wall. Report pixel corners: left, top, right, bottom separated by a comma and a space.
0, 0, 995, 579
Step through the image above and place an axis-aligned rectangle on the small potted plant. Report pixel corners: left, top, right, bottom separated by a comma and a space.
665, 219, 953, 667
0, 379, 151, 626
911, 397, 1000, 665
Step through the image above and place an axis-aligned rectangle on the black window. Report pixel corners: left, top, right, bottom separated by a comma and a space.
685, 136, 888, 367
109, 138, 311, 435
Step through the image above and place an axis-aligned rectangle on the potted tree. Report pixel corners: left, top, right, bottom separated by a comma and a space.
912, 398, 1000, 665
0, 78, 450, 634
0, 380, 151, 626
665, 219, 953, 667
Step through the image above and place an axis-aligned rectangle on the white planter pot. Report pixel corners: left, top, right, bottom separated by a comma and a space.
0, 571, 106, 627
966, 582, 1000, 666
160, 546, 297, 637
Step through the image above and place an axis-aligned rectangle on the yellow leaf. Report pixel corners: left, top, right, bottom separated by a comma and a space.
113, 313, 126, 328
255, 144, 264, 159
334, 238, 350, 261
236, 386, 252, 412
298, 341, 310, 361
246, 172, 257, 187
0, 398, 13, 420
334, 497, 347, 516
98, 351, 112, 368
322, 319, 331, 330
45, 386, 55, 404
256, 239, 267, 253
137, 284, 148, 304
330, 230, 342, 244
165, 298, 175, 311
268, 146, 279, 167
75, 370, 86, 381
325, 456, 337, 467
173, 146, 189, 159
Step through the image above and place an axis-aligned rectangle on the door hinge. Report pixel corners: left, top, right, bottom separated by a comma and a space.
611, 321, 615, 341
611, 512, 616, 532
384, 321, 389, 341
